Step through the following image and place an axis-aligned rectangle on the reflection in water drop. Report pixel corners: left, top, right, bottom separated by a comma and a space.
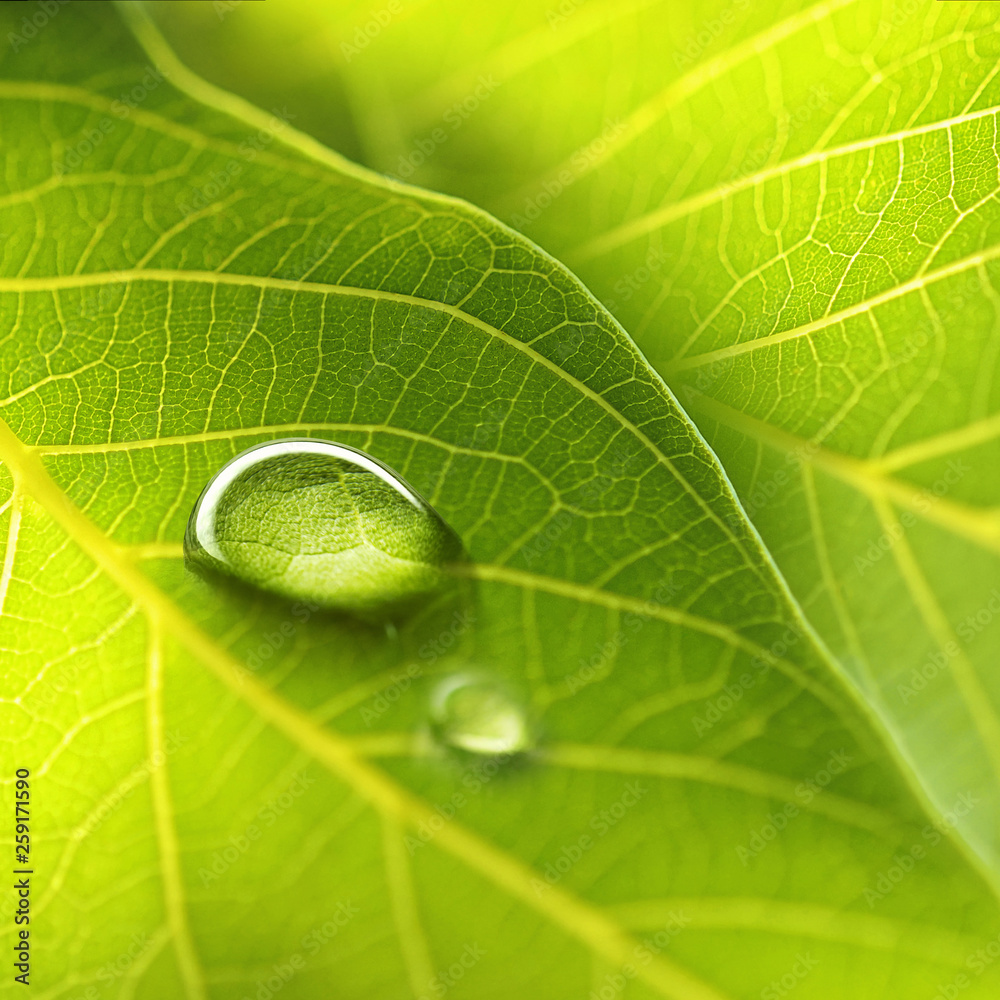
430, 673, 533, 755
184, 439, 462, 616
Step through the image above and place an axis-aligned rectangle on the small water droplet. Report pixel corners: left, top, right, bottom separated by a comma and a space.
430, 673, 532, 755
184, 439, 462, 616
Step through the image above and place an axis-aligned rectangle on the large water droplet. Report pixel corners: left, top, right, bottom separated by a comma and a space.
184, 439, 462, 616
430, 674, 533, 755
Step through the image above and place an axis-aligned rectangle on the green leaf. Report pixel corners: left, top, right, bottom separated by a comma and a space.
150, 0, 1000, 895
4, 4, 1000, 1000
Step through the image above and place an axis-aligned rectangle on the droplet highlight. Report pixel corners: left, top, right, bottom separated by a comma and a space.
184, 439, 462, 616
430, 674, 532, 755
